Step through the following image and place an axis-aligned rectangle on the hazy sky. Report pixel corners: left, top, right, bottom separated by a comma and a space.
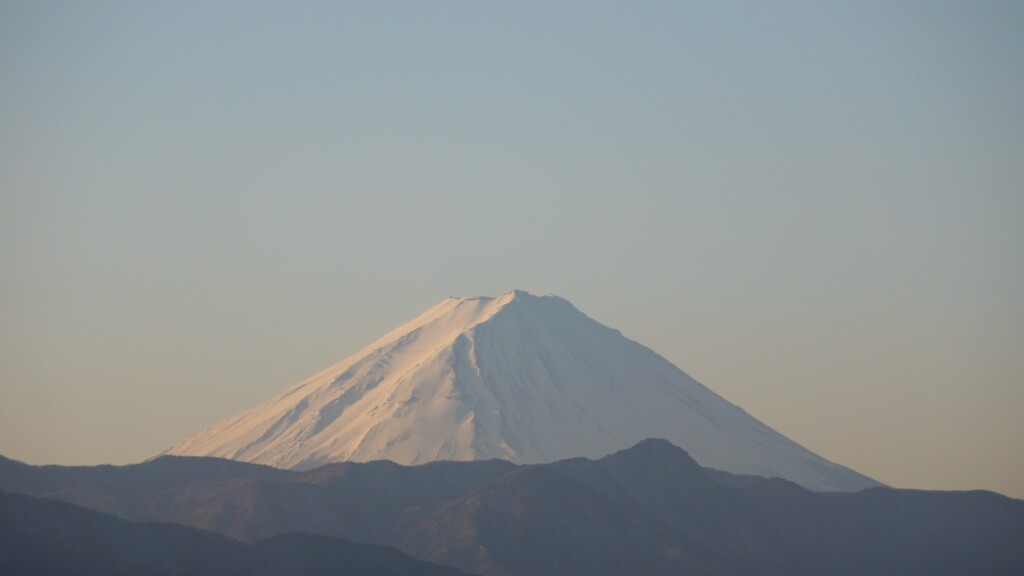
2, 1, 1022, 498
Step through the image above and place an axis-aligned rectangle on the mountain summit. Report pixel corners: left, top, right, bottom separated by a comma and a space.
160, 291, 877, 491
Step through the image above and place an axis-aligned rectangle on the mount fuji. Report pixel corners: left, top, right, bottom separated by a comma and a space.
159, 290, 878, 492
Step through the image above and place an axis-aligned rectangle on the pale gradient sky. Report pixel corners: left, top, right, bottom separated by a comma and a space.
1, 1, 1022, 498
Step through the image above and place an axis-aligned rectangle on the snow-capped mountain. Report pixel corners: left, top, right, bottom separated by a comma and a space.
159, 290, 877, 491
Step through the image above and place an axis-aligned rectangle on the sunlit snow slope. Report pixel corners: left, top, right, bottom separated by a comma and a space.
159, 290, 878, 491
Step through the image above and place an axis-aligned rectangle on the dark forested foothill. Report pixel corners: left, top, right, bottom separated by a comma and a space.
2, 441, 1022, 576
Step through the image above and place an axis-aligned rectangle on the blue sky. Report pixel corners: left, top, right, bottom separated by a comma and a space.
1, 1, 1022, 497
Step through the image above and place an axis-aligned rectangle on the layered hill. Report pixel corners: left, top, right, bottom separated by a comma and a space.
0, 490, 469, 576
159, 290, 876, 491
3, 443, 1021, 576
